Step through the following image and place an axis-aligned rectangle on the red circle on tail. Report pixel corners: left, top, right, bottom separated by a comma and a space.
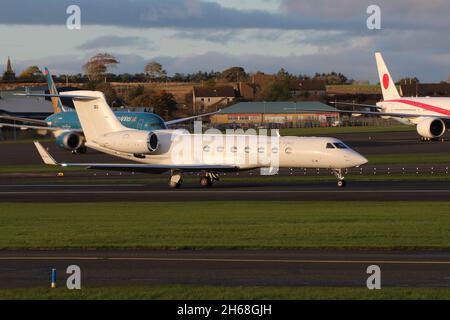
383, 74, 390, 89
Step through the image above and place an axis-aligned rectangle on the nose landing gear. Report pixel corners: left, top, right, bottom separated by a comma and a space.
333, 169, 347, 188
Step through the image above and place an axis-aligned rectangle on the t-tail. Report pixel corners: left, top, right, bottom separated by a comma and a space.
375, 52, 400, 100
44, 67, 67, 113
62, 91, 127, 142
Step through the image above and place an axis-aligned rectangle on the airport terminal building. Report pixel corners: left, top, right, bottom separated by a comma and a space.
211, 101, 339, 128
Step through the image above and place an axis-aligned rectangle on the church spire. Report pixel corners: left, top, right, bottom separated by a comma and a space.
6, 56, 12, 73
3, 56, 16, 81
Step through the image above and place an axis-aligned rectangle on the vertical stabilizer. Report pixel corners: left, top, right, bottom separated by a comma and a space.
63, 91, 126, 141
44, 67, 67, 113
375, 52, 400, 100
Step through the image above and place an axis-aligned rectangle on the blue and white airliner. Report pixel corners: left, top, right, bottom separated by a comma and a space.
0, 68, 216, 153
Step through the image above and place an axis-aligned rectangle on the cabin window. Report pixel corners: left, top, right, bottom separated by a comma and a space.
203, 145, 210, 152
217, 146, 224, 152
272, 147, 279, 154
231, 146, 237, 153
258, 147, 265, 153
326, 143, 335, 149
244, 147, 250, 153
333, 142, 348, 149
285, 147, 293, 154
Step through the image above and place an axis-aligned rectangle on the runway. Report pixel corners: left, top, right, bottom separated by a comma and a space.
1, 180, 450, 201
0, 249, 448, 288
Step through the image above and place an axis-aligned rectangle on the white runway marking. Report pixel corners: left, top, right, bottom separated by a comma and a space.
0, 256, 449, 265
0, 189, 450, 195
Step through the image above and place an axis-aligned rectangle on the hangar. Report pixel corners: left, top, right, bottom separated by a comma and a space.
211, 101, 339, 128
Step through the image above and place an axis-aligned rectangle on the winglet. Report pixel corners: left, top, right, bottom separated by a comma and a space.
34, 142, 58, 165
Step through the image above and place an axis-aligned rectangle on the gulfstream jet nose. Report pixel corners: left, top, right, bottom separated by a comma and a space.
350, 152, 368, 167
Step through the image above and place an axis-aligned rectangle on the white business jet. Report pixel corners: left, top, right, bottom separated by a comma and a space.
33, 91, 367, 188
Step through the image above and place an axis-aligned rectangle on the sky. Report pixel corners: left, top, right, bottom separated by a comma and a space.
1, 0, 449, 83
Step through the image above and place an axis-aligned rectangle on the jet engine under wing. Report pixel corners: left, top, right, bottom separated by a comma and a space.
34, 142, 239, 173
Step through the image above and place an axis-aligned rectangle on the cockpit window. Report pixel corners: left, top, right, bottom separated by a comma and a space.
333, 142, 348, 149
326, 143, 335, 149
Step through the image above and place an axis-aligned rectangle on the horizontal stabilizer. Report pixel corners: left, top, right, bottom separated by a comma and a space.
34, 142, 58, 165
15, 93, 98, 101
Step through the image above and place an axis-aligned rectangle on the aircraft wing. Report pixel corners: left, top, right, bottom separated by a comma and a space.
0, 115, 47, 125
332, 109, 450, 119
329, 101, 383, 110
297, 108, 450, 120
0, 123, 60, 131
34, 142, 238, 173
165, 110, 221, 126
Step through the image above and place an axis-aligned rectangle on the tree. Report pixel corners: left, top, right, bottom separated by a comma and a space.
222, 67, 247, 82
129, 89, 177, 118
18, 66, 43, 81
144, 61, 167, 81
83, 53, 119, 81
256, 78, 291, 101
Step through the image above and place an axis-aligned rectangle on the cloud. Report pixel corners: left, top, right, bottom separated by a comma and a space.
0, 0, 389, 30
171, 30, 237, 44
280, 0, 450, 29
12, 43, 450, 83
76, 35, 154, 50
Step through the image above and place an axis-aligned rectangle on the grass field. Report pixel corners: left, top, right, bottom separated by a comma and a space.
0, 202, 448, 249
367, 153, 450, 165
0, 286, 449, 300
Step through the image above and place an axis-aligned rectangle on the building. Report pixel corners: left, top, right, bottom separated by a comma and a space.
400, 83, 450, 97
193, 86, 236, 113
2, 57, 16, 81
211, 101, 339, 127
289, 80, 326, 97
0, 87, 53, 119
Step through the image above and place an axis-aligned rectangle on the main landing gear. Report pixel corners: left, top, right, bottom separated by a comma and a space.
333, 169, 347, 188
168, 171, 220, 189
199, 172, 219, 188
169, 172, 183, 189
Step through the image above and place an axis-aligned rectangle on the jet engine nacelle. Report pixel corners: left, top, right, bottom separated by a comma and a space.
55, 131, 84, 151
416, 118, 446, 139
98, 130, 172, 155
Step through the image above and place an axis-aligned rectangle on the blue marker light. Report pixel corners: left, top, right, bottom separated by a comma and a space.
51, 268, 56, 289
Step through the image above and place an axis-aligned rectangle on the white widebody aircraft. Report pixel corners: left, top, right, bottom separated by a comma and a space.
33, 90, 367, 188
331, 52, 450, 140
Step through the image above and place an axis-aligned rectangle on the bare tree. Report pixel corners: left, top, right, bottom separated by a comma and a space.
83, 53, 119, 81
144, 61, 167, 82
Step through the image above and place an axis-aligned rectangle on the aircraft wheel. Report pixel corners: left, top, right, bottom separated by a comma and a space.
337, 180, 346, 188
169, 175, 182, 189
200, 176, 213, 187
169, 180, 182, 189
76, 146, 87, 154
